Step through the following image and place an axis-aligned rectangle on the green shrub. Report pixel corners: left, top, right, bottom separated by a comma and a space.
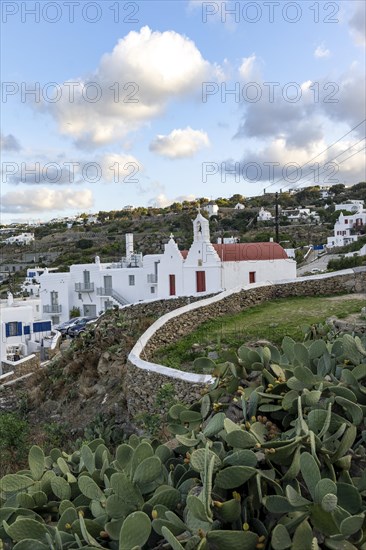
328, 255, 364, 271
0, 413, 28, 476
69, 306, 81, 318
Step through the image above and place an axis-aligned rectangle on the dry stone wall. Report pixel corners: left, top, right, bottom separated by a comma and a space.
126, 269, 366, 416
1, 354, 40, 383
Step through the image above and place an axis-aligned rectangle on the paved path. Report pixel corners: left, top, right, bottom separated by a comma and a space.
297, 252, 340, 276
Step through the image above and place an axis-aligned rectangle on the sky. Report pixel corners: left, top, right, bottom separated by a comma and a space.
1, 0, 365, 223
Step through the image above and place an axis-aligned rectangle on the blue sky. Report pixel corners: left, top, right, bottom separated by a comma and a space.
1, 0, 365, 223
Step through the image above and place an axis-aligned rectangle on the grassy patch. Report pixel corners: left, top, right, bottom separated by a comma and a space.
152, 294, 365, 369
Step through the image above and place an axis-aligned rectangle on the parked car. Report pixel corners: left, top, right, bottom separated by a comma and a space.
54, 317, 83, 337
67, 317, 98, 337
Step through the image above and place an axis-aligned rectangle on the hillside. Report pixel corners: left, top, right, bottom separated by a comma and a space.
2, 183, 365, 288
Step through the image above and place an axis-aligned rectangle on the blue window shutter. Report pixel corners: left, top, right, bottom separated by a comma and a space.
17, 322, 22, 336
33, 322, 41, 333
5, 323, 10, 337
24, 326, 30, 335
45, 321, 51, 331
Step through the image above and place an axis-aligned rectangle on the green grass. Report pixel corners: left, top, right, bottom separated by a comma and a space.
152, 294, 365, 370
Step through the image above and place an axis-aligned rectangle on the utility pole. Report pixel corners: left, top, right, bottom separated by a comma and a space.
275, 192, 279, 243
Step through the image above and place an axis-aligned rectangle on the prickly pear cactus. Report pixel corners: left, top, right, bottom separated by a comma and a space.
0, 329, 365, 549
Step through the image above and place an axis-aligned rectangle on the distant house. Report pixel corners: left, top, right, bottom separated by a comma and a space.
86, 215, 99, 225
234, 202, 245, 210
281, 208, 320, 223
203, 201, 219, 217
334, 200, 364, 214
3, 232, 34, 246
217, 236, 239, 244
257, 208, 273, 222
320, 187, 334, 199
40, 214, 296, 323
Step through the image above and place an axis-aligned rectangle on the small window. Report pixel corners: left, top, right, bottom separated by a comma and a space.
151, 286, 155, 294
50, 291, 58, 305
129, 275, 135, 286
36, 305, 39, 312
249, 272, 256, 284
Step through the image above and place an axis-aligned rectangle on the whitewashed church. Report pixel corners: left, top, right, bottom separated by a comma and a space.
40, 212, 296, 325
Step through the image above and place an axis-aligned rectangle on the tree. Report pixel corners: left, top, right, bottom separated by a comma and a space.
329, 184, 345, 195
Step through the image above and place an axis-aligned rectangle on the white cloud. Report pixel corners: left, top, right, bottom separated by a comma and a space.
150, 127, 210, 158
37, 27, 217, 149
349, 1, 366, 47
238, 54, 257, 80
234, 64, 365, 149
222, 137, 366, 187
95, 153, 142, 183
314, 43, 330, 58
1, 152, 142, 185
1, 188, 94, 213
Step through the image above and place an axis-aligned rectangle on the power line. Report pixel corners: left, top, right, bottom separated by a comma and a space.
264, 118, 366, 192
278, 138, 366, 192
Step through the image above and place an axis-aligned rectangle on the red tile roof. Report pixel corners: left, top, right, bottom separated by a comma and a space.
180, 242, 288, 262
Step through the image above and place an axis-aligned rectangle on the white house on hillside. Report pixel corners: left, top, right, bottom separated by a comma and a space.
327, 209, 366, 248
257, 208, 273, 221
334, 200, 364, 213
40, 213, 296, 324
203, 201, 219, 217
3, 233, 35, 245
281, 208, 320, 223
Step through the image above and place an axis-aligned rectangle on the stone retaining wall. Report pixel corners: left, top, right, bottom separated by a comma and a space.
126, 269, 366, 416
143, 270, 365, 358
1, 354, 40, 383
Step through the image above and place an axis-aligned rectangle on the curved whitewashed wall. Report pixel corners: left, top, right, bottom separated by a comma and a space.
126, 268, 366, 416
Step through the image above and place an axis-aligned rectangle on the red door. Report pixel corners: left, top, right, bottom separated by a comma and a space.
249, 271, 256, 284
169, 274, 176, 296
196, 271, 206, 292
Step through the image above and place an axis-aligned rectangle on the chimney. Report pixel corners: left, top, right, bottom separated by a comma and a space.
125, 233, 133, 260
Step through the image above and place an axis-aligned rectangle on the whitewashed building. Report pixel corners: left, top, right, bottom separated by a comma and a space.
3, 232, 35, 245
21, 267, 55, 297
257, 208, 273, 222
281, 208, 320, 223
334, 200, 364, 213
234, 202, 245, 210
327, 209, 366, 248
40, 214, 296, 322
203, 201, 219, 217
0, 294, 54, 370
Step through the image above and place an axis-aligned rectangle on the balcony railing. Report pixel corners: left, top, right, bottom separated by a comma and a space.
97, 287, 113, 296
75, 282, 94, 292
43, 304, 62, 313
147, 274, 158, 284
